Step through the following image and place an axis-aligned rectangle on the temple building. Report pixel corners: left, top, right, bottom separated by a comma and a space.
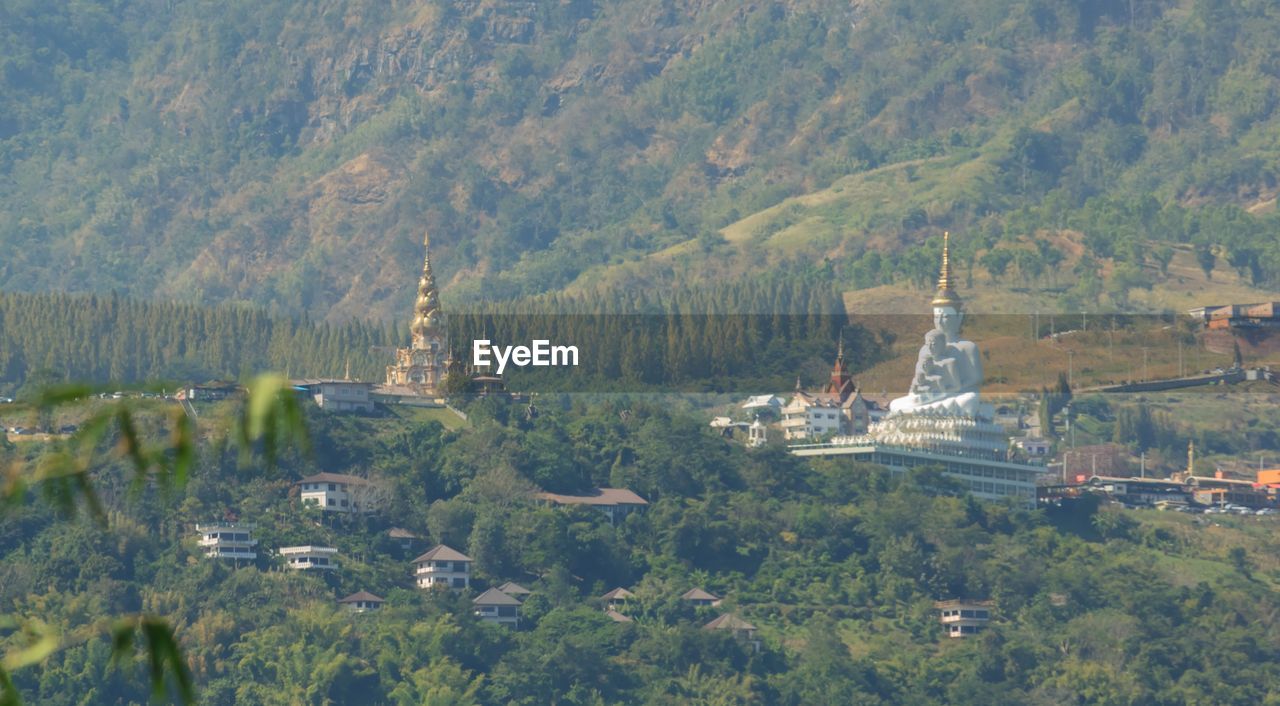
781, 340, 878, 441
790, 234, 1047, 505
382, 232, 451, 398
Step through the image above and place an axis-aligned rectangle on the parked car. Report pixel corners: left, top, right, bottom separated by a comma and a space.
0, 396, 14, 403
58, 425, 78, 434
1255, 508, 1276, 516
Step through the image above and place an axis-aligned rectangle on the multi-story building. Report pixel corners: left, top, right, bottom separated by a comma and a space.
296, 472, 377, 513
473, 588, 521, 628
781, 342, 877, 441
413, 545, 472, 589
936, 599, 993, 638
280, 545, 339, 570
195, 522, 258, 561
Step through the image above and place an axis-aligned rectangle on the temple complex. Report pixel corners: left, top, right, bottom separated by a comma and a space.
381, 232, 451, 399
790, 234, 1047, 505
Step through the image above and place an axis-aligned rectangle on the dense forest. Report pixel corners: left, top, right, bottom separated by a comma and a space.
0, 280, 874, 393
2, 397, 1279, 704
4, 0, 1280, 319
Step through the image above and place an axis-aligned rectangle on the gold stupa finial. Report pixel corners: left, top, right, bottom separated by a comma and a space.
411, 231, 441, 344
931, 231, 961, 308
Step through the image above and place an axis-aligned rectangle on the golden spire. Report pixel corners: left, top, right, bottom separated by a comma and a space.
931, 231, 962, 308
411, 231, 441, 345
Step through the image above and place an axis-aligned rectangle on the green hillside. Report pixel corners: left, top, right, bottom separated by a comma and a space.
4, 397, 1280, 704
6, 0, 1280, 320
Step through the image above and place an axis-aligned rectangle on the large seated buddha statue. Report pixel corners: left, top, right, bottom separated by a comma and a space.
889, 233, 984, 417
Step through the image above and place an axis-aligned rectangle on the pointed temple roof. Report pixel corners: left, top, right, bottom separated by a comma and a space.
410, 231, 442, 346
931, 231, 962, 308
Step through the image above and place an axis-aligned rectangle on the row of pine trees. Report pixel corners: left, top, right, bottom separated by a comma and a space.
0, 280, 876, 393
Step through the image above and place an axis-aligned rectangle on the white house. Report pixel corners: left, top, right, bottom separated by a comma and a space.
296, 472, 379, 513
280, 545, 339, 570
196, 522, 258, 561
413, 544, 472, 589
338, 591, 384, 613
936, 599, 993, 638
292, 379, 376, 413
473, 588, 521, 628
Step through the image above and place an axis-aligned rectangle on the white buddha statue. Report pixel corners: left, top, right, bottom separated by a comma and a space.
889, 233, 984, 416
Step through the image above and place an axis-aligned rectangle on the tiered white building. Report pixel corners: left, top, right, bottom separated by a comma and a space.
196, 522, 258, 561
413, 544, 472, 589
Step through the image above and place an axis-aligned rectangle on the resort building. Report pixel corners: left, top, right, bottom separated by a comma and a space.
602, 587, 635, 611
280, 545, 339, 570
292, 379, 376, 413
681, 588, 721, 607
534, 488, 649, 525
703, 614, 761, 652
195, 522, 258, 561
936, 599, 993, 638
496, 582, 531, 601
296, 472, 378, 513
338, 591, 385, 613
413, 545, 472, 589
473, 588, 521, 628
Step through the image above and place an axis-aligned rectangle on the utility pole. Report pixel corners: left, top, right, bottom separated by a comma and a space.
1142, 347, 1149, 380
1178, 338, 1184, 378
1066, 349, 1074, 389
1140, 452, 1146, 479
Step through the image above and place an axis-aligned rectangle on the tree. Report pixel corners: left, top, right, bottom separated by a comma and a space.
0, 375, 308, 705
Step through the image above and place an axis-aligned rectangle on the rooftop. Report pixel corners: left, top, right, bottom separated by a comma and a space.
704, 614, 756, 631
296, 472, 371, 486
536, 488, 648, 507
681, 588, 720, 602
605, 609, 634, 623
412, 544, 472, 563
338, 591, 384, 604
473, 588, 522, 607
602, 587, 636, 601
497, 582, 531, 596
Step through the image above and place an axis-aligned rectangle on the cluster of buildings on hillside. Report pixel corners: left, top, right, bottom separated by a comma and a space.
193, 472, 652, 626
1040, 449, 1280, 512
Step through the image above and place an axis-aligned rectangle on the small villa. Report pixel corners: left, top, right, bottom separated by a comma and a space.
295, 472, 376, 513
413, 544, 472, 589
534, 488, 649, 525
338, 591, 384, 613
195, 522, 258, 561
601, 587, 635, 610
704, 613, 760, 652
473, 588, 521, 628
936, 599, 993, 638
280, 545, 339, 570
681, 588, 721, 607
496, 582, 531, 601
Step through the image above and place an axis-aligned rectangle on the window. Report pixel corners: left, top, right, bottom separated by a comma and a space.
327, 498, 335, 506
329, 483, 337, 491
497, 607, 517, 617
452, 578, 467, 588
340, 499, 348, 507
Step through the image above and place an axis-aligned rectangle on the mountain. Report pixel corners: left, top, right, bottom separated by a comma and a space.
4, 0, 1280, 322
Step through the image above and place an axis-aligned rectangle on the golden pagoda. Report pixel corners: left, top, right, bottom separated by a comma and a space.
384, 232, 448, 395
931, 231, 961, 309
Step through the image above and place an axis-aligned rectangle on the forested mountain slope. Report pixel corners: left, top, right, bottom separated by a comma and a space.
4, 0, 1280, 319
